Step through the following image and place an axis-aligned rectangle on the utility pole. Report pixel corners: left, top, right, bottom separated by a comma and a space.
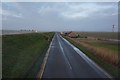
112, 25, 115, 32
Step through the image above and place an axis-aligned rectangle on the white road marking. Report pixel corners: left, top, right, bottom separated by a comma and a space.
60, 35, 112, 78
57, 35, 72, 70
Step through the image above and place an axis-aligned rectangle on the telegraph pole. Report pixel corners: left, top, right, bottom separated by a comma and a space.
112, 25, 115, 32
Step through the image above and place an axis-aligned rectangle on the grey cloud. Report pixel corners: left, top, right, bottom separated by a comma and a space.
2, 2, 118, 32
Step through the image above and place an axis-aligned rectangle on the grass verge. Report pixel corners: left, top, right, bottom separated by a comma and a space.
2, 32, 54, 78
63, 36, 119, 78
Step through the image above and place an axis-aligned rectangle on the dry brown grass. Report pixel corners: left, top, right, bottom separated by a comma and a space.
69, 37, 120, 67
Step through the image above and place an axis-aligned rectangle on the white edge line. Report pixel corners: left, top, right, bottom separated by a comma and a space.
57, 35, 72, 70
37, 34, 55, 79
59, 35, 112, 78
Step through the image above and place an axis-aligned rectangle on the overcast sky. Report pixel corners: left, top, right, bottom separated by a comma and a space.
1, 2, 118, 32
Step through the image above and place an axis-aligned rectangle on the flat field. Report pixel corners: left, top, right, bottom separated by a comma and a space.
77, 32, 119, 40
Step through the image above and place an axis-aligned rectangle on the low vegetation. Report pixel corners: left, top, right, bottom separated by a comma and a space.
77, 32, 119, 40
2, 32, 54, 78
73, 39, 119, 66
62, 32, 119, 78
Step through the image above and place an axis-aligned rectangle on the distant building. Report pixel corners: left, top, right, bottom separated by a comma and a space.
68, 31, 78, 38
60, 32, 64, 34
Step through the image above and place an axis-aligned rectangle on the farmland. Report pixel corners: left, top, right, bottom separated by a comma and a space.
77, 32, 119, 40
2, 32, 54, 78
62, 32, 119, 78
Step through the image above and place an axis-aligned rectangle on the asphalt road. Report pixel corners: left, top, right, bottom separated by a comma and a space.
41, 33, 111, 78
